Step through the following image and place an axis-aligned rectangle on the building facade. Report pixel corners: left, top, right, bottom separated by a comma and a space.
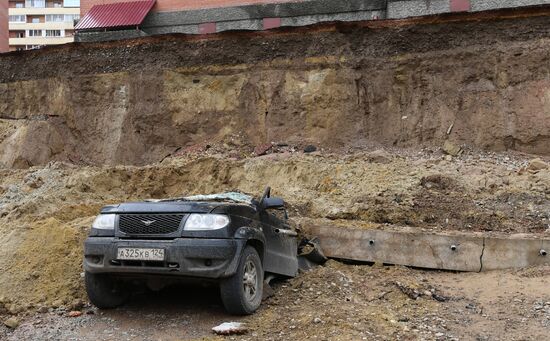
6, 0, 80, 52
0, 1, 9, 53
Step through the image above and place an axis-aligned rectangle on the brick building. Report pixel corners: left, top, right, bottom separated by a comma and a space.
0, 1, 9, 53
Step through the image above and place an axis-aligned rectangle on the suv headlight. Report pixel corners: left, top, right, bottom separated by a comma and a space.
184, 214, 229, 231
92, 214, 116, 230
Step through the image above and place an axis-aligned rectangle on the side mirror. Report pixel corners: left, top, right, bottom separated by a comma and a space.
262, 197, 285, 210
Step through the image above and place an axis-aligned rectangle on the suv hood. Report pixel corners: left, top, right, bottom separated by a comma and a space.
100, 201, 222, 214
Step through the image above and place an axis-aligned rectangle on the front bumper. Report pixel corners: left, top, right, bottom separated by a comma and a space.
84, 237, 245, 279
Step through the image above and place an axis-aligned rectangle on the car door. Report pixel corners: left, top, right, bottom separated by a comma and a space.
259, 208, 298, 277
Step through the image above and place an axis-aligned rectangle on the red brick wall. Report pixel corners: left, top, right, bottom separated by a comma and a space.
0, 0, 9, 53
81, 0, 298, 17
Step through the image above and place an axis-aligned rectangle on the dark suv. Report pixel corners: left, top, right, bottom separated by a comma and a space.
84, 188, 298, 315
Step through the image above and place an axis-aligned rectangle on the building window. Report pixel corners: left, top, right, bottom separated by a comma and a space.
46, 30, 62, 37
16, 32, 25, 38
32, 18, 40, 23
25, 0, 45, 8
16, 3, 24, 8
63, 0, 80, 7
9, 15, 26, 23
28, 30, 43, 37
64, 14, 80, 22
46, 14, 64, 22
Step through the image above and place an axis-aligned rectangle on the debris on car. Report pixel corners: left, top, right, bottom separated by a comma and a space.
298, 237, 328, 271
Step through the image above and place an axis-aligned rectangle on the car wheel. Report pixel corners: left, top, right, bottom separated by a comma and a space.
220, 246, 264, 315
85, 272, 129, 309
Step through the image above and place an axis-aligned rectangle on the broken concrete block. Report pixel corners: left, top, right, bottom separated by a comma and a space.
4, 317, 19, 329
527, 158, 548, 171
442, 141, 462, 156
367, 149, 392, 164
212, 322, 248, 335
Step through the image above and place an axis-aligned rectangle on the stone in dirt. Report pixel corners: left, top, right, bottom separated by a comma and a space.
212, 322, 248, 335
69, 299, 85, 311
304, 145, 317, 153
527, 158, 548, 171
4, 317, 20, 329
442, 141, 462, 156
367, 150, 392, 164
68, 311, 82, 318
254, 143, 272, 156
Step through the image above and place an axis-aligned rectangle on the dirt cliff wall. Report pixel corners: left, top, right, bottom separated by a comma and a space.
1, 14, 550, 168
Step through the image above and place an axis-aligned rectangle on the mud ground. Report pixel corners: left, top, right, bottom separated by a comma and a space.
1, 261, 549, 340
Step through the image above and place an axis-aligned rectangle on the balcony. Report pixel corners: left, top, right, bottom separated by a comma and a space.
9, 36, 74, 45
9, 21, 75, 30
9, 7, 80, 15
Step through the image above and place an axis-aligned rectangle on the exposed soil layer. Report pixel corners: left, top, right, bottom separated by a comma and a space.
2, 13, 550, 82
0, 149, 548, 312
2, 15, 550, 168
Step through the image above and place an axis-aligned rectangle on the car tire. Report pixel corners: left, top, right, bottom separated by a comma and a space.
85, 272, 129, 309
220, 246, 264, 315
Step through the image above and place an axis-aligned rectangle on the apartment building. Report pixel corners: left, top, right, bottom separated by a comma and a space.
6, 0, 80, 51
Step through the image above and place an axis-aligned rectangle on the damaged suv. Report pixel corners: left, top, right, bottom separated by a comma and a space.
84, 187, 298, 315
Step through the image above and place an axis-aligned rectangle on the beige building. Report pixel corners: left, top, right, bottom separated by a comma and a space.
8, 0, 80, 51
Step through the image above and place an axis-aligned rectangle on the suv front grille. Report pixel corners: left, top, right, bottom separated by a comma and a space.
118, 214, 185, 235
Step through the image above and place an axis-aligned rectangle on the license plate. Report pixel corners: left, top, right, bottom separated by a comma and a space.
117, 248, 165, 261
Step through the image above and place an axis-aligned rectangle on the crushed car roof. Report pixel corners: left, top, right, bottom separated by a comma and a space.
145, 192, 255, 205
181, 192, 254, 204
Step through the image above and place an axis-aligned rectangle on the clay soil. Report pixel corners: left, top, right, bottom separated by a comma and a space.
0, 146, 548, 340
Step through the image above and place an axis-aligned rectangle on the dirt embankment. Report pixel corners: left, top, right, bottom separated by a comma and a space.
1, 15, 550, 168
0, 148, 548, 312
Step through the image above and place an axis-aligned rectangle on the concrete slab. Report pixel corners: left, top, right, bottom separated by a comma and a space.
308, 226, 550, 272
481, 236, 550, 270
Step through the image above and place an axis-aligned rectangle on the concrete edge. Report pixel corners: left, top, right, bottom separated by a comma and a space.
308, 226, 550, 272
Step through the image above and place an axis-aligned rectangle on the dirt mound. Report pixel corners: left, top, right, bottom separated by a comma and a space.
0, 149, 548, 311
2, 15, 550, 168
3, 261, 549, 340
